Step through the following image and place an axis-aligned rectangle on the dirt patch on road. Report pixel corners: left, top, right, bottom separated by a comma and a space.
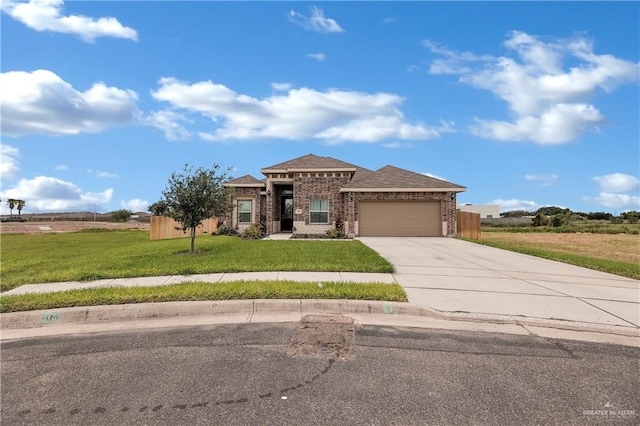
481, 232, 640, 264
0, 221, 150, 235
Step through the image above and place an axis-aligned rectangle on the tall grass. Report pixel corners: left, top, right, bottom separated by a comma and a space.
482, 223, 640, 235
466, 239, 640, 280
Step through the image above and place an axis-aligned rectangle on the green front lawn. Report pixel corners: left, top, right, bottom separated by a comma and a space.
0, 230, 394, 291
0, 281, 407, 313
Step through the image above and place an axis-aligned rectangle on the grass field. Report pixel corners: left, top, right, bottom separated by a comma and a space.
0, 281, 408, 313
475, 232, 640, 280
0, 230, 393, 291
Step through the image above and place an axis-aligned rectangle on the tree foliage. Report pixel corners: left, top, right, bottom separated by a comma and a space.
162, 163, 233, 254
111, 209, 132, 222
148, 200, 168, 216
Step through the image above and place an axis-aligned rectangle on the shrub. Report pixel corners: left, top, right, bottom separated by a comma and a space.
111, 209, 132, 222
215, 224, 237, 236
550, 214, 565, 227
532, 212, 548, 227
240, 224, 264, 240
326, 228, 341, 239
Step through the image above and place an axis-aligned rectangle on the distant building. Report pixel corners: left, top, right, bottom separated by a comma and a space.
457, 204, 500, 219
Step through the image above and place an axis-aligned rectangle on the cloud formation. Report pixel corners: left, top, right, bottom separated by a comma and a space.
1, 0, 138, 42
307, 53, 326, 62
424, 31, 639, 144
121, 198, 149, 212
582, 173, 640, 210
0, 176, 113, 212
151, 78, 450, 144
0, 69, 141, 137
492, 198, 539, 212
288, 7, 344, 33
592, 173, 639, 194
0, 144, 21, 179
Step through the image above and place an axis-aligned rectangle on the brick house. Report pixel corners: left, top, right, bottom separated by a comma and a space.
223, 154, 466, 237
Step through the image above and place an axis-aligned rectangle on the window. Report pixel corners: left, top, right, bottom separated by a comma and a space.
237, 200, 252, 223
310, 199, 329, 223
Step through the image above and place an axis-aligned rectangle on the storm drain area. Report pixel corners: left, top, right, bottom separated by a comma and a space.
287, 315, 357, 360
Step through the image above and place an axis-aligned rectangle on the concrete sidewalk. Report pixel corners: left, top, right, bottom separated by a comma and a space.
0, 271, 396, 296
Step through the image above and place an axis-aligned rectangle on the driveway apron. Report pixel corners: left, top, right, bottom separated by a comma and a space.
358, 237, 640, 329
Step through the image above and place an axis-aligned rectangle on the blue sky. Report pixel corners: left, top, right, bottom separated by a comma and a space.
1, 1, 639, 215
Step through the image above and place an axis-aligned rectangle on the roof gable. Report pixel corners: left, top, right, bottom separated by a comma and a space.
261, 154, 360, 173
342, 165, 466, 192
224, 174, 266, 187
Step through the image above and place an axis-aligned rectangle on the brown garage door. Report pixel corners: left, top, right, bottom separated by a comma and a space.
359, 201, 442, 236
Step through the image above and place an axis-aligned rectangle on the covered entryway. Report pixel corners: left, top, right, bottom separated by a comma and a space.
358, 201, 441, 237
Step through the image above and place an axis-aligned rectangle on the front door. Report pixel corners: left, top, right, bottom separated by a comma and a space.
280, 196, 293, 232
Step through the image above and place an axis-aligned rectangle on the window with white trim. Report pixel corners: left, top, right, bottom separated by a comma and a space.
237, 200, 252, 223
309, 199, 329, 223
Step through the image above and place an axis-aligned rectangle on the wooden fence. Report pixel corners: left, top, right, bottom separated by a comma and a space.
456, 210, 481, 239
150, 216, 219, 240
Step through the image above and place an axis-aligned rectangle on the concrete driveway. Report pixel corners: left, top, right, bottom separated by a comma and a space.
358, 237, 640, 329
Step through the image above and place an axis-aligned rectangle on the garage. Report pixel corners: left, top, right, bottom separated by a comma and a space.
358, 201, 442, 237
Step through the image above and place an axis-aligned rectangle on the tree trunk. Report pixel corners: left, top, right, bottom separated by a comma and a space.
190, 226, 196, 254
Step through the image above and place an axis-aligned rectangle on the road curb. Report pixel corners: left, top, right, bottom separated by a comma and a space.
1, 299, 638, 341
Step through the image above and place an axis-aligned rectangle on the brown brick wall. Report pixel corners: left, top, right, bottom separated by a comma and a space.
225, 187, 262, 230
293, 174, 351, 232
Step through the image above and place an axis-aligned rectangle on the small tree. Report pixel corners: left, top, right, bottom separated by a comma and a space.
162, 164, 232, 254
148, 200, 168, 216
111, 209, 132, 222
532, 212, 548, 227
16, 199, 26, 216
550, 214, 564, 227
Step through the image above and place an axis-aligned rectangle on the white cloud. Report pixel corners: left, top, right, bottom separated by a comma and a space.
0, 176, 113, 212
382, 17, 397, 24
0, 69, 141, 137
491, 198, 539, 212
146, 110, 192, 141
583, 173, 639, 210
0, 144, 21, 179
121, 198, 148, 212
582, 193, 640, 210
525, 173, 559, 187
55, 164, 68, 171
1, 0, 138, 42
96, 171, 119, 179
592, 173, 640, 193
307, 53, 326, 62
288, 7, 344, 34
271, 82, 293, 91
425, 31, 639, 144
382, 142, 412, 149
470, 103, 603, 145
151, 78, 449, 144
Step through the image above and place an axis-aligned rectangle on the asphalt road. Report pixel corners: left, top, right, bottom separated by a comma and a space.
2, 318, 638, 425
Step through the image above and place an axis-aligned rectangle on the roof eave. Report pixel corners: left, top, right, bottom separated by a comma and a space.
223, 183, 266, 188
340, 187, 467, 193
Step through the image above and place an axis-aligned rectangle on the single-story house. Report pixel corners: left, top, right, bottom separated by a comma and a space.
223, 154, 466, 237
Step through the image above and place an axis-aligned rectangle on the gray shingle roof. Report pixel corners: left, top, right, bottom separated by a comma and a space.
342, 165, 466, 191
262, 154, 359, 171
224, 174, 266, 187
